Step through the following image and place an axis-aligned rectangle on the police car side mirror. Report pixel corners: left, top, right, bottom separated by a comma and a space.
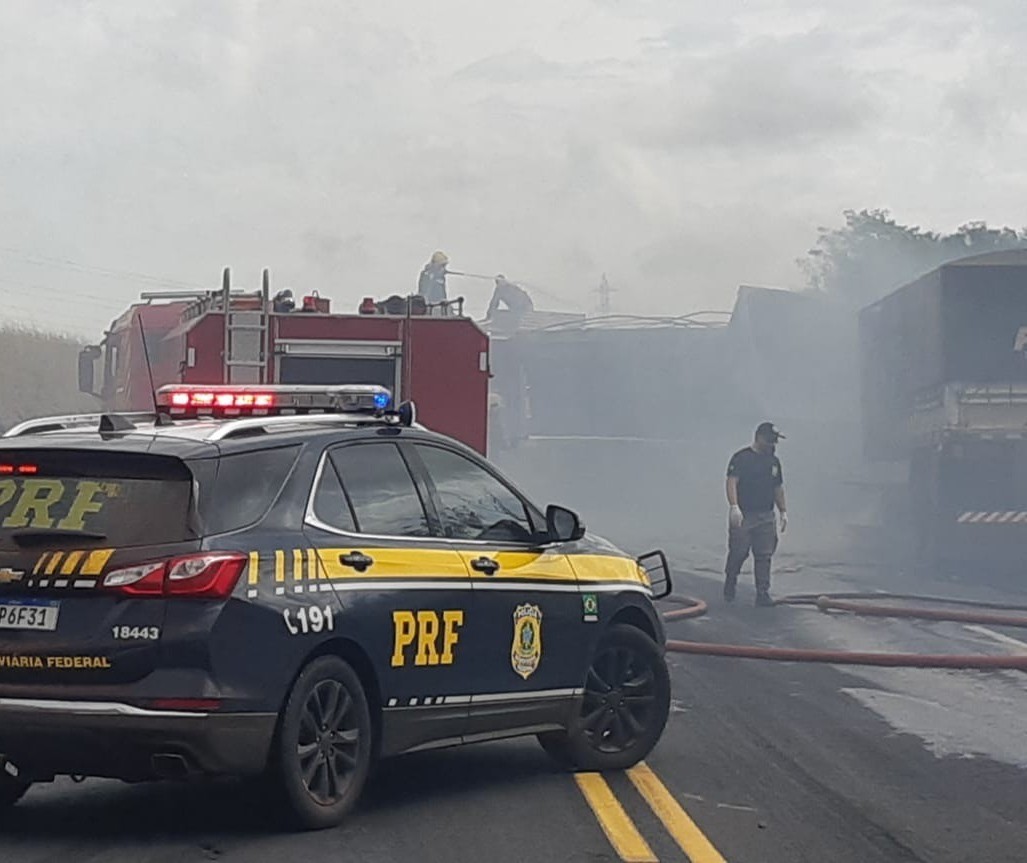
546, 504, 585, 543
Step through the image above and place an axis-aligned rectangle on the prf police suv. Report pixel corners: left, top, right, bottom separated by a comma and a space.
0, 385, 672, 829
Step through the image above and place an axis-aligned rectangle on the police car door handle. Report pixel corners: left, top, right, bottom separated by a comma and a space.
340, 551, 374, 573
470, 556, 500, 576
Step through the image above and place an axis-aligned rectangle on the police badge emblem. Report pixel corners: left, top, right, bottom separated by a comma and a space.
511, 603, 542, 680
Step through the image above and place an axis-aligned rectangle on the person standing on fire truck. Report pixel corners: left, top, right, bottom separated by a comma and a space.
418, 251, 450, 304
724, 422, 788, 607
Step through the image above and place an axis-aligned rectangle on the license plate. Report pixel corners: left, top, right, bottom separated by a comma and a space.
0, 599, 60, 631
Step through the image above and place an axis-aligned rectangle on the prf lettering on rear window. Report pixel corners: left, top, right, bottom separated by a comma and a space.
0, 480, 117, 531
391, 610, 464, 668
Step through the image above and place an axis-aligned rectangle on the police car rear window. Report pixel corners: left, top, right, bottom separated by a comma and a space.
0, 450, 195, 549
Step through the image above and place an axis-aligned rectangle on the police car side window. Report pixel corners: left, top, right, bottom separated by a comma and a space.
311, 457, 357, 533
413, 444, 535, 543
201, 445, 301, 534
329, 443, 430, 537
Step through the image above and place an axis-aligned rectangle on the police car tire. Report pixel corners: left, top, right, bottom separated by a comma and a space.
538, 624, 670, 772
273, 655, 373, 830
0, 774, 29, 810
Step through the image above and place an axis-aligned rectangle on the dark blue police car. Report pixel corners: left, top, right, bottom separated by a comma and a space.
0, 385, 671, 829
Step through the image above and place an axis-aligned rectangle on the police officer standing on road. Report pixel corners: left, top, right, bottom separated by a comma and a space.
724, 422, 788, 607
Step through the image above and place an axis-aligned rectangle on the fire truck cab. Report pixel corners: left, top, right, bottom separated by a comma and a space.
78, 268, 490, 454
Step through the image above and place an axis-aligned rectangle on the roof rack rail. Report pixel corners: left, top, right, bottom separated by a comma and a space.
3, 412, 157, 438
205, 402, 421, 442
139, 290, 217, 302
205, 412, 390, 442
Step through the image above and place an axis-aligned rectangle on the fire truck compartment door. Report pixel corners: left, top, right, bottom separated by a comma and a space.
278, 355, 399, 390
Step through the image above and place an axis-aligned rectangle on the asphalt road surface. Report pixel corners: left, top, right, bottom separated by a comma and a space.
4, 561, 1027, 862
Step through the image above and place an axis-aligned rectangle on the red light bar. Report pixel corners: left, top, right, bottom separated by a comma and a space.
154, 384, 391, 419
159, 389, 277, 412
0, 464, 38, 475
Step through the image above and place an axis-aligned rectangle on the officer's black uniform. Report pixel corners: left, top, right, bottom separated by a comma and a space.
725, 424, 785, 604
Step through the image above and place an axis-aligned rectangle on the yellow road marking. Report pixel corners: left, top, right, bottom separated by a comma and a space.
574, 773, 657, 863
628, 763, 728, 863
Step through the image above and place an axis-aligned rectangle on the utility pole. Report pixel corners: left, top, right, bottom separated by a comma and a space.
596, 273, 614, 315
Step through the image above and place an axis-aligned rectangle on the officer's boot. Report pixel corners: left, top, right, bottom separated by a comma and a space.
754, 557, 774, 607
723, 574, 737, 603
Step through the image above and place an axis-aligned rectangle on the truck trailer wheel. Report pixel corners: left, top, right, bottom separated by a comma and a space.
271, 655, 373, 830
539, 624, 670, 772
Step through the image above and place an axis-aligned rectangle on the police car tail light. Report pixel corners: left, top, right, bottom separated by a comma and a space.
102, 562, 166, 596
102, 553, 247, 599
155, 384, 392, 419
165, 553, 247, 599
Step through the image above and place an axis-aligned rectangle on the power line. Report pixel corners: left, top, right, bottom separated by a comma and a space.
0, 246, 206, 290
0, 279, 124, 335
0, 275, 134, 310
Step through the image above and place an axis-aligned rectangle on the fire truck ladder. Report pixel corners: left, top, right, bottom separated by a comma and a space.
222, 267, 270, 384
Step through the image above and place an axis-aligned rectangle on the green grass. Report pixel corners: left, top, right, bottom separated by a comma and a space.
0, 326, 98, 430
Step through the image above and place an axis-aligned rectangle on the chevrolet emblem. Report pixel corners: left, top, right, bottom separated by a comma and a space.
0, 568, 24, 584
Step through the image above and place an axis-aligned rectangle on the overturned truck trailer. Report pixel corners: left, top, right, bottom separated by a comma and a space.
488, 289, 857, 551
860, 250, 1027, 574
490, 312, 729, 443
487, 311, 731, 548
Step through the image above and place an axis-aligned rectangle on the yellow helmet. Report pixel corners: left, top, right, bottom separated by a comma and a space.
431, 251, 449, 265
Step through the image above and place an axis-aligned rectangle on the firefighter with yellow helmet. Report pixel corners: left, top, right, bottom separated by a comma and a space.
417, 251, 450, 304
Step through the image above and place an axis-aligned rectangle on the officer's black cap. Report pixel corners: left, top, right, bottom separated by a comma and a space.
755, 422, 785, 442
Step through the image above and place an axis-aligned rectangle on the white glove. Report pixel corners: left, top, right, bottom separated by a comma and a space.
729, 505, 744, 528
779, 511, 788, 533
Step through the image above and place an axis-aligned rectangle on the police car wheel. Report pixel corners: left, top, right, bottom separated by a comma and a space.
539, 624, 670, 772
0, 774, 29, 810
273, 655, 372, 830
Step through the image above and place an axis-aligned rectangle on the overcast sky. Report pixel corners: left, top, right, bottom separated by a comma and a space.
1, 0, 1025, 335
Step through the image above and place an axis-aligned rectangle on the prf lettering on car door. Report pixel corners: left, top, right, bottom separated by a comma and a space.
391, 610, 464, 667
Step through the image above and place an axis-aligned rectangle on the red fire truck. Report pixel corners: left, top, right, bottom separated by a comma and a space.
77, 268, 490, 453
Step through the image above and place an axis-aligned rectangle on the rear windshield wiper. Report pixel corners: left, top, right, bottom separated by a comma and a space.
9, 529, 108, 548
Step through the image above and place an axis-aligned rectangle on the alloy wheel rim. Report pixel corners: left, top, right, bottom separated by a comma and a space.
580, 645, 657, 753
297, 679, 360, 805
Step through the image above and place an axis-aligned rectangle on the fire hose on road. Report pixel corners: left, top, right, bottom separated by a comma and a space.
658, 593, 1027, 670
